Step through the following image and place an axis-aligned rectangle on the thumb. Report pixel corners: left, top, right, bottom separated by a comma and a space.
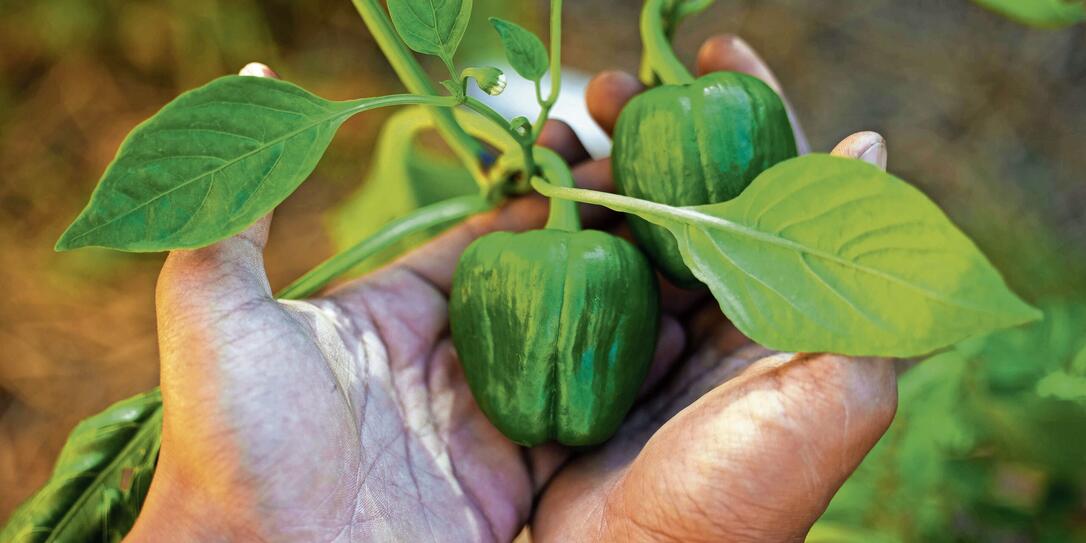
606, 131, 895, 540
157, 62, 280, 320
156, 212, 273, 321
615, 353, 897, 542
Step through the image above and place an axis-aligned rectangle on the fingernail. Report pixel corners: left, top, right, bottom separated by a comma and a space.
239, 62, 279, 79
860, 141, 888, 170
729, 35, 755, 58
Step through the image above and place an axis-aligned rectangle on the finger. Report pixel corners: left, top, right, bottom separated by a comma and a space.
157, 64, 281, 385
157, 63, 281, 316
620, 354, 896, 541
537, 119, 590, 164
239, 62, 279, 78
536, 352, 898, 542
158, 213, 274, 311
696, 34, 811, 154
586, 70, 644, 136
831, 131, 888, 170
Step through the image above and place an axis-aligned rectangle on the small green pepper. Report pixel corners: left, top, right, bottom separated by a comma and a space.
450, 151, 659, 446
612, 71, 797, 287
450, 229, 659, 446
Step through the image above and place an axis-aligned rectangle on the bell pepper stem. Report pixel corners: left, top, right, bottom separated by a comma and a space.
277, 195, 493, 299
534, 147, 581, 232
640, 0, 696, 85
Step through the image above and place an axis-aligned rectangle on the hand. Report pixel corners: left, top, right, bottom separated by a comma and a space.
127, 63, 621, 542
530, 36, 896, 542
128, 34, 897, 543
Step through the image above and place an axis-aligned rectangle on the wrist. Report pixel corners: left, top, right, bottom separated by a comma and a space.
124, 467, 254, 542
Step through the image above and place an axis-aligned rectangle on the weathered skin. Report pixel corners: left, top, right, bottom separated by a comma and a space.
450, 229, 659, 446
612, 71, 797, 287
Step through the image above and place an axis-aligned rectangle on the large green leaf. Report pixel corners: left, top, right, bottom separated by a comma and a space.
1, 389, 163, 542
535, 154, 1041, 356
56, 76, 452, 252
489, 17, 548, 82
388, 0, 473, 64
658, 155, 1041, 356
973, 0, 1085, 27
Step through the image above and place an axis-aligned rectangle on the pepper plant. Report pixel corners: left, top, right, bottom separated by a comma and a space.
2, 0, 1042, 539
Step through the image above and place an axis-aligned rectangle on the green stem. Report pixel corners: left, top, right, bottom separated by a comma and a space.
277, 195, 492, 299
675, 0, 715, 18
534, 147, 580, 232
532, 175, 684, 228
441, 55, 459, 83
640, 0, 696, 85
463, 96, 535, 178
341, 93, 461, 114
351, 0, 489, 190
463, 97, 514, 137
532, 0, 564, 141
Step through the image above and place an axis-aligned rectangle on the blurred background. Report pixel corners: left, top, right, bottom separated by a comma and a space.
1, 0, 1083, 540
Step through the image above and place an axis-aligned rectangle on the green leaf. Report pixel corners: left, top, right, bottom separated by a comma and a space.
973, 0, 1085, 27
55, 76, 454, 252
488, 17, 548, 82
668, 155, 1042, 356
535, 154, 1041, 357
0, 389, 162, 542
388, 0, 474, 63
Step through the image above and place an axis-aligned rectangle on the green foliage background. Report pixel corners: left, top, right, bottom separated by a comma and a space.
0, 0, 1083, 539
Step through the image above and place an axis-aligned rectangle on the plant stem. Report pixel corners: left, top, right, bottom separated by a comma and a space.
463, 97, 514, 137
532, 175, 690, 228
277, 195, 492, 299
534, 147, 581, 232
463, 96, 536, 177
639, 0, 696, 85
342, 94, 461, 114
532, 0, 564, 141
351, 0, 489, 190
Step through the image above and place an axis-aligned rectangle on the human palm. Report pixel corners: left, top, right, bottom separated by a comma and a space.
130, 37, 897, 543
147, 224, 549, 541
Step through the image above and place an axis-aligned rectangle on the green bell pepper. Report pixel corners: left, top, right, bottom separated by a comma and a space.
449, 149, 660, 446
612, 71, 798, 287
450, 229, 659, 446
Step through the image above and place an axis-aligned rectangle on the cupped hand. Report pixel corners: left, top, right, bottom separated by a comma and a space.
129, 36, 898, 543
531, 36, 896, 543
128, 63, 622, 542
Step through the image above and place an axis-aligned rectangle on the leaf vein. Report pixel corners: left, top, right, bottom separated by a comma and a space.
774, 192, 888, 235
